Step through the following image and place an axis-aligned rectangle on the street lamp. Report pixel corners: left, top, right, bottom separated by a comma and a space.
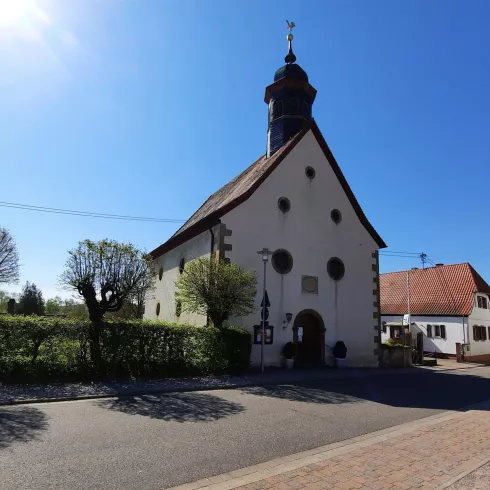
257, 248, 272, 373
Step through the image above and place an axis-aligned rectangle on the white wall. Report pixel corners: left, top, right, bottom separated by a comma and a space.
381, 314, 465, 355
468, 294, 490, 357
144, 230, 212, 325
222, 130, 380, 367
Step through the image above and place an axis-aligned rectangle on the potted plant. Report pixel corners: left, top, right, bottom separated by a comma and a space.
333, 341, 347, 368
282, 342, 295, 369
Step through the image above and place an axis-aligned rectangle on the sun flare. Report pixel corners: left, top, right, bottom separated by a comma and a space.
0, 0, 46, 27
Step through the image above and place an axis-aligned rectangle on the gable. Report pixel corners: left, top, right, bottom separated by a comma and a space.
380, 263, 490, 316
150, 121, 386, 258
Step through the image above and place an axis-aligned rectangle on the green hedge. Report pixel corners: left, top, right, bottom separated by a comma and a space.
0, 316, 251, 382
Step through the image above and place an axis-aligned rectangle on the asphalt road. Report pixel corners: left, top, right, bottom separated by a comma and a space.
2, 367, 490, 490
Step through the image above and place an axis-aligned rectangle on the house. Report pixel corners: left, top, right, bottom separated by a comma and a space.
380, 263, 490, 362
144, 29, 386, 367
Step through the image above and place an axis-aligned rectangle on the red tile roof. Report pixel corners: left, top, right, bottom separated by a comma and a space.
380, 263, 490, 316
151, 121, 386, 258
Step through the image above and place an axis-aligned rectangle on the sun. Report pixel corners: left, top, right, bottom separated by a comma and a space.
0, 0, 44, 27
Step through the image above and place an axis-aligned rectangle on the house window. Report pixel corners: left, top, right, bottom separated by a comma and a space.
331, 209, 342, 224
427, 324, 446, 339
382, 322, 387, 334
158, 266, 163, 281
278, 197, 291, 213
271, 249, 293, 274
327, 257, 345, 281
390, 327, 401, 339
156, 302, 161, 316
473, 325, 487, 341
179, 258, 185, 274
477, 296, 488, 309
305, 166, 316, 179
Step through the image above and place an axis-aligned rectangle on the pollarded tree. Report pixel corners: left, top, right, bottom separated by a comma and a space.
175, 257, 257, 328
60, 239, 155, 366
0, 227, 19, 285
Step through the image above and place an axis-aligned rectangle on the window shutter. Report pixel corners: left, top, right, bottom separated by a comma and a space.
473, 325, 478, 341
488, 326, 490, 340
440, 325, 446, 339
427, 325, 432, 338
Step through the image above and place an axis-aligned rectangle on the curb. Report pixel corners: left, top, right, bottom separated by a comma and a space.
0, 364, 482, 407
436, 455, 490, 489
168, 397, 490, 490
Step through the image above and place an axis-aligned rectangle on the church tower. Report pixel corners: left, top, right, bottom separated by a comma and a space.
265, 22, 317, 157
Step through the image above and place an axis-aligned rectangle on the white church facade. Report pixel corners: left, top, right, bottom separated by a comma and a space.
145, 31, 386, 368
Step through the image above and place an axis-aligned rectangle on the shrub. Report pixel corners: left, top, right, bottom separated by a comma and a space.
0, 315, 251, 382
332, 341, 347, 359
383, 339, 406, 348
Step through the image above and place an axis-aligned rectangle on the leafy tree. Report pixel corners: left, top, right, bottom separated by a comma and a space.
60, 239, 154, 367
0, 227, 19, 284
45, 296, 64, 315
17, 282, 45, 315
62, 298, 89, 319
175, 257, 257, 328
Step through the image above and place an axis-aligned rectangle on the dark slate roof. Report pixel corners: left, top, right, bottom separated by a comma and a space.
151, 121, 386, 258
274, 63, 309, 82
380, 263, 490, 316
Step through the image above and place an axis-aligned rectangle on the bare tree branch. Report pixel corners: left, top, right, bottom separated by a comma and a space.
0, 227, 19, 284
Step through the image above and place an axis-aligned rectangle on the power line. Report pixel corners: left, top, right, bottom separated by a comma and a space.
0, 201, 186, 223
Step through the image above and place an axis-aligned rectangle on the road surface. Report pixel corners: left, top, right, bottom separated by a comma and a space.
2, 367, 490, 490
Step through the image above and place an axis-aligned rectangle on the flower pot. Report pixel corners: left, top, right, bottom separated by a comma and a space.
285, 358, 294, 369
335, 358, 347, 369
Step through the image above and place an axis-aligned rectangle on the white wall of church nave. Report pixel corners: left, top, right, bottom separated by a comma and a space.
144, 230, 212, 325
221, 129, 380, 366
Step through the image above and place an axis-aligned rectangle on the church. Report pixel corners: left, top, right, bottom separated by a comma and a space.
145, 27, 386, 367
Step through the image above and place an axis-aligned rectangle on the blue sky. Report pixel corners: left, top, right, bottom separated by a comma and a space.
1, 0, 489, 299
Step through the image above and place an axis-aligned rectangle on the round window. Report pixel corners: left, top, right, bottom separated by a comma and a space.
158, 266, 163, 281
327, 257, 345, 281
179, 258, 185, 274
278, 197, 291, 213
305, 166, 316, 179
272, 249, 293, 274
331, 209, 342, 224
156, 302, 161, 316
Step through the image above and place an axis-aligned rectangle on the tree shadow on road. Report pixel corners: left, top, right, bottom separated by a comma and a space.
243, 385, 362, 405
0, 406, 48, 449
242, 370, 490, 411
97, 392, 245, 422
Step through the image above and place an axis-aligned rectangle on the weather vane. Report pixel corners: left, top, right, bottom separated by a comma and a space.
285, 20, 296, 64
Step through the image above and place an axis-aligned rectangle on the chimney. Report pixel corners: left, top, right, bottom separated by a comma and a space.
436, 263, 444, 266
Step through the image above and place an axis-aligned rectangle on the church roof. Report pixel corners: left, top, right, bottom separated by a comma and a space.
150, 120, 386, 258
380, 263, 490, 316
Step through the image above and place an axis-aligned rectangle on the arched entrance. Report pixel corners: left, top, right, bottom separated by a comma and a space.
293, 309, 325, 367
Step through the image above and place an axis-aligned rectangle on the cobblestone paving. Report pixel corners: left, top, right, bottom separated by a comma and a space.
231, 409, 490, 490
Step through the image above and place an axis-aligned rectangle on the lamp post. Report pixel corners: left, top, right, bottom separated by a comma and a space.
257, 248, 272, 373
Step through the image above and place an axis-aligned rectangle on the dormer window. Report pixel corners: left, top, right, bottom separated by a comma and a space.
477, 295, 488, 309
